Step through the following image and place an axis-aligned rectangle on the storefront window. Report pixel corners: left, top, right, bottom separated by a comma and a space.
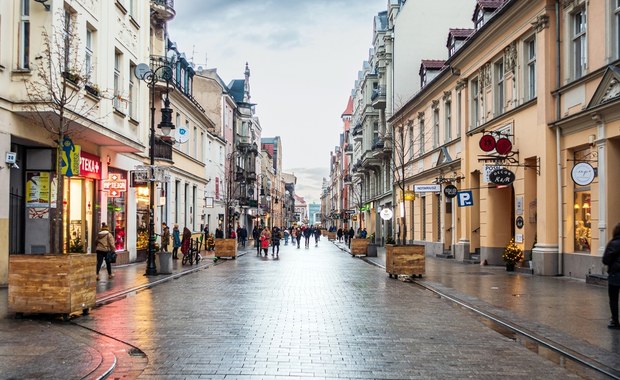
63, 177, 94, 253
106, 169, 127, 251
136, 186, 150, 250
574, 190, 591, 252
573, 148, 595, 253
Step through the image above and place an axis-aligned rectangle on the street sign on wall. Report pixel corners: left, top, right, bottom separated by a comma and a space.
414, 184, 441, 193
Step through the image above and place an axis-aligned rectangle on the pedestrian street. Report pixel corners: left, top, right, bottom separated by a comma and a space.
75, 240, 578, 379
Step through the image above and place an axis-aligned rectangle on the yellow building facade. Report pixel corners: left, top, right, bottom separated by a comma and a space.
389, 0, 620, 279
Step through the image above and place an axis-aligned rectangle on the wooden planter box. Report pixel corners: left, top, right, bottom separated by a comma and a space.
386, 244, 425, 278
351, 238, 369, 256
8, 254, 97, 318
328, 232, 337, 241
214, 238, 237, 259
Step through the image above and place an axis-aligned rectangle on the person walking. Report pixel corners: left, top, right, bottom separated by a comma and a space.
260, 228, 270, 256
295, 227, 302, 249
303, 225, 312, 248
240, 226, 248, 248
337, 228, 343, 242
603, 222, 620, 329
160, 222, 170, 252
348, 227, 355, 248
181, 226, 192, 259
314, 226, 321, 247
253, 226, 261, 255
172, 224, 181, 259
215, 226, 224, 238
271, 227, 281, 257
95, 222, 115, 281
283, 229, 290, 245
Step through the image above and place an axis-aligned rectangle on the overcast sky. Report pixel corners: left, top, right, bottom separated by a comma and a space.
169, 0, 386, 203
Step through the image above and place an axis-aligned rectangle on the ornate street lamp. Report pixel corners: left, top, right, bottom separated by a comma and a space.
134, 54, 176, 276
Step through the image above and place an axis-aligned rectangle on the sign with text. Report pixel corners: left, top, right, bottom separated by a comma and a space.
414, 184, 441, 193
102, 173, 127, 197
571, 162, 596, 186
79, 151, 101, 179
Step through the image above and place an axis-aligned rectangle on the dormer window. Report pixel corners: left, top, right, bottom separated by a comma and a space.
419, 60, 446, 88
447, 29, 473, 57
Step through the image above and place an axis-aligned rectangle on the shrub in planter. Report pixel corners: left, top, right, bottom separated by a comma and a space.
502, 239, 524, 271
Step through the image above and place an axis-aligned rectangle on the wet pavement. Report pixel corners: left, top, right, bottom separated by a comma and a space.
0, 239, 618, 379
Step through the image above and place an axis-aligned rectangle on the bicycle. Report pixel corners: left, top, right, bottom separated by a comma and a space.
182, 237, 202, 265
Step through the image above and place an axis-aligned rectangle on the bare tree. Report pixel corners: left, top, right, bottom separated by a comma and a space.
23, 11, 103, 253
390, 102, 432, 245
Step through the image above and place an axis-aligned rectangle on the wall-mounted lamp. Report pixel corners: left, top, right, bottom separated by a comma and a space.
34, 0, 51, 11
574, 203, 580, 210
106, 155, 111, 165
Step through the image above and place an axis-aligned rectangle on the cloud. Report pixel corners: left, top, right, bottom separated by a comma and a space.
287, 166, 328, 203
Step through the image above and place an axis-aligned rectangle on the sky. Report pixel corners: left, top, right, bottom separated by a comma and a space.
169, 0, 386, 204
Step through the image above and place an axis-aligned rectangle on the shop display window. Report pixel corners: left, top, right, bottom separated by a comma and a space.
136, 186, 150, 250
574, 190, 591, 252
106, 169, 127, 251
63, 177, 94, 253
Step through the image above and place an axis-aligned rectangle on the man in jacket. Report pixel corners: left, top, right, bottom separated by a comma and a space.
603, 222, 620, 329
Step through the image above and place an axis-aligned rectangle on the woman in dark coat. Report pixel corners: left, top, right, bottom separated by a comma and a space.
181, 227, 192, 258
603, 222, 620, 329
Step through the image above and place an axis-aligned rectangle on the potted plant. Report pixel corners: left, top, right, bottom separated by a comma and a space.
502, 239, 524, 271
84, 83, 100, 97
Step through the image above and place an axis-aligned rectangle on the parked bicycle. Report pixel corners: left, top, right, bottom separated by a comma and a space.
182, 237, 202, 265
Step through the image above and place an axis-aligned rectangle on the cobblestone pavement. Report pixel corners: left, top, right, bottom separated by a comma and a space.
69, 241, 580, 379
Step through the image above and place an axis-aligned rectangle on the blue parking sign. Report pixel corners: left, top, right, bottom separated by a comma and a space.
457, 191, 474, 207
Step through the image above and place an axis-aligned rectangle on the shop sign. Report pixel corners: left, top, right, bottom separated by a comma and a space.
571, 162, 595, 186
103, 173, 127, 197
360, 203, 371, 212
130, 170, 149, 187
483, 165, 503, 183
479, 135, 496, 152
414, 184, 441, 193
404, 190, 415, 201
495, 137, 513, 155
489, 168, 515, 185
60, 137, 80, 177
444, 184, 458, 198
515, 216, 524, 229
79, 151, 101, 180
380, 208, 393, 220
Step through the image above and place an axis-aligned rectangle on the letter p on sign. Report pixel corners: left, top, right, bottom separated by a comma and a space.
457, 191, 474, 207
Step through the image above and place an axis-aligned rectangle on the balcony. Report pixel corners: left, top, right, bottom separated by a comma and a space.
343, 175, 352, 184
371, 86, 386, 109
151, 0, 175, 22
372, 137, 384, 150
150, 56, 205, 113
352, 124, 363, 142
344, 144, 353, 155
152, 137, 173, 162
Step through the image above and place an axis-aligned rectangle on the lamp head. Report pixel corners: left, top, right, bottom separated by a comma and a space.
34, 0, 51, 11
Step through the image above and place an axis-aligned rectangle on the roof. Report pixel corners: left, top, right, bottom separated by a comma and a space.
227, 79, 245, 103
420, 60, 446, 70
341, 96, 353, 117
447, 28, 475, 48
473, 0, 506, 22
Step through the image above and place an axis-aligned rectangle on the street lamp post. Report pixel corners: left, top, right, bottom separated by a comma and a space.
134, 57, 175, 276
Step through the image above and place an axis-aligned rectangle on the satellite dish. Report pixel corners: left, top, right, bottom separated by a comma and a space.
134, 63, 150, 80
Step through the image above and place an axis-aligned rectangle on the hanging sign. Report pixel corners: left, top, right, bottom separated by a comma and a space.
26, 171, 50, 207
479, 135, 496, 152
571, 162, 595, 186
495, 137, 513, 155
489, 168, 516, 185
60, 137, 80, 177
444, 184, 458, 198
404, 190, 415, 201
380, 208, 393, 220
457, 191, 474, 207
103, 173, 127, 197
515, 216, 524, 229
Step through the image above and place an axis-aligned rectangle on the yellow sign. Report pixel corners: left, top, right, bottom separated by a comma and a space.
60, 137, 81, 177
404, 190, 415, 201
26, 171, 50, 207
